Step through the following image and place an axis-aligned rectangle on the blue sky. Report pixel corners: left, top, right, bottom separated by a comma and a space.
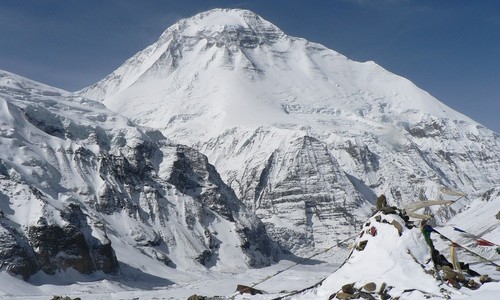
1, 0, 499, 133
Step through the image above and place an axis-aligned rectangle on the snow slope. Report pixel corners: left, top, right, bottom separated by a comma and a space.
80, 8, 500, 254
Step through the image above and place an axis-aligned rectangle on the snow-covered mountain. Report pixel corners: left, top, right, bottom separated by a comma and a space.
0, 70, 279, 280
80, 8, 500, 254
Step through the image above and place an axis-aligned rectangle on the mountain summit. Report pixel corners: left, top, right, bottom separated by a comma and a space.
80, 8, 284, 104
80, 8, 500, 254
80, 8, 468, 139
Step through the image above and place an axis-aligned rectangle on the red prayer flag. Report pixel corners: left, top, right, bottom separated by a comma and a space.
476, 239, 495, 247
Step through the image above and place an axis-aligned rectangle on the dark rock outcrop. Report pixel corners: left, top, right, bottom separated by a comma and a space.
0, 220, 39, 280
168, 145, 280, 266
1, 211, 118, 279
0, 204, 119, 279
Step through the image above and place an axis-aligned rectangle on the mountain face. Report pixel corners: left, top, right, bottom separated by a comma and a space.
0, 70, 278, 279
79, 8, 500, 254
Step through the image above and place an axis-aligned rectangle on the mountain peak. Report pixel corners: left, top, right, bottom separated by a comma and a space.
78, 8, 286, 101
157, 8, 286, 51
169, 8, 283, 37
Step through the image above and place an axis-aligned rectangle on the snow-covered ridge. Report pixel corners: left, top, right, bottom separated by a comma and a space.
0, 70, 278, 280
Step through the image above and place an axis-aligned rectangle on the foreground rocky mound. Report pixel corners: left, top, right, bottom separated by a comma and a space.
305, 209, 498, 299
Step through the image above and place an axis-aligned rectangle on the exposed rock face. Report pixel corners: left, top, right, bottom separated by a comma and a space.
27, 204, 118, 276
200, 129, 372, 254
0, 193, 118, 279
167, 145, 237, 221
254, 135, 370, 253
166, 144, 279, 266
0, 183, 119, 279
92, 141, 161, 215
0, 219, 39, 280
